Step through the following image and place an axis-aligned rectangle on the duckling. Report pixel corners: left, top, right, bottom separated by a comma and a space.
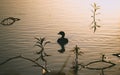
57, 31, 68, 53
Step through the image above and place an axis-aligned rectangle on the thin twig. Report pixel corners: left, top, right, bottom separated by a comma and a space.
0, 55, 48, 72
85, 60, 116, 70
58, 54, 71, 73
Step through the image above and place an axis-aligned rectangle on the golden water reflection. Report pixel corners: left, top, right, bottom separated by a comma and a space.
0, 0, 120, 75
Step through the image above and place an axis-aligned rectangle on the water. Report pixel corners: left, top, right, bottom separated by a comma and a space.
0, 0, 120, 75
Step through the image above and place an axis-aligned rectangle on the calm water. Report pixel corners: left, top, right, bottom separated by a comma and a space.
0, 0, 120, 75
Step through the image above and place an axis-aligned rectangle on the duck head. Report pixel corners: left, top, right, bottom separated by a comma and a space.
58, 31, 65, 38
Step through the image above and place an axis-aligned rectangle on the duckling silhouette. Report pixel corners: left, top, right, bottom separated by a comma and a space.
57, 31, 68, 53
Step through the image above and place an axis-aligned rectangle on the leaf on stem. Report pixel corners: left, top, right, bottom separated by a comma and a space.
40, 37, 46, 45
44, 41, 51, 46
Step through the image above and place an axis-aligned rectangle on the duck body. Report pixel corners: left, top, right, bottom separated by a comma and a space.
57, 31, 68, 53
57, 37, 68, 46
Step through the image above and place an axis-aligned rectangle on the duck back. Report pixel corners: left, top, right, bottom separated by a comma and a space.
57, 38, 68, 46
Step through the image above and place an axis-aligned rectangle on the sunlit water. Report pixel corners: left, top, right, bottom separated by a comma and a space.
0, 0, 120, 75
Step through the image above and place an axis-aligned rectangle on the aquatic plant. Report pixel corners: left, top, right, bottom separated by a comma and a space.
34, 37, 51, 68
70, 45, 84, 74
91, 3, 101, 32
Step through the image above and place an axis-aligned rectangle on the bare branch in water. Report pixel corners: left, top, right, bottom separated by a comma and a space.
58, 55, 71, 73
0, 55, 49, 73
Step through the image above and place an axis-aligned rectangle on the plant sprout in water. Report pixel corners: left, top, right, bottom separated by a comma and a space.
91, 3, 101, 32
70, 45, 84, 74
34, 37, 51, 69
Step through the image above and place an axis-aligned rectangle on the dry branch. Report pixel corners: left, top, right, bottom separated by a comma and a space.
0, 55, 48, 72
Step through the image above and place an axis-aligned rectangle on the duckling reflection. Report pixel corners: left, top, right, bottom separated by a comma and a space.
57, 31, 68, 53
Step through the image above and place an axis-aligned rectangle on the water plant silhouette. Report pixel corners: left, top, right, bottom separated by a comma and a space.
84, 54, 116, 75
57, 31, 68, 53
0, 17, 20, 26
70, 45, 84, 75
91, 3, 101, 32
34, 37, 51, 69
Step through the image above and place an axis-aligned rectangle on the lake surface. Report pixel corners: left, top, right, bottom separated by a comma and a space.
0, 0, 120, 75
